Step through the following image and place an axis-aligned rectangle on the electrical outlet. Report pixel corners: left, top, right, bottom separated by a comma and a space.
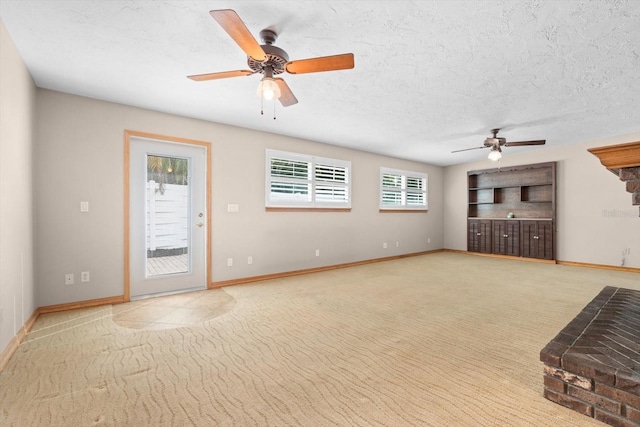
315, 249, 320, 257
383, 242, 388, 249
248, 256, 253, 265
227, 258, 233, 267
81, 271, 90, 283
428, 238, 431, 243
396, 241, 399, 247
65, 273, 74, 285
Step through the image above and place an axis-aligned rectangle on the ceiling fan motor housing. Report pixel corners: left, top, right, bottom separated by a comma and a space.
484, 137, 506, 147
248, 44, 289, 75
247, 29, 289, 75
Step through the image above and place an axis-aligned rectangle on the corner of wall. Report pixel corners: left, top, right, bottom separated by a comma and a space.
0, 19, 37, 360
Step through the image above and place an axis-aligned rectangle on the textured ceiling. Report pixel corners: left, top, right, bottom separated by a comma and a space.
1, 0, 639, 166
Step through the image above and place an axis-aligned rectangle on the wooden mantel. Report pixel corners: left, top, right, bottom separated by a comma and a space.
588, 141, 640, 216
587, 141, 640, 169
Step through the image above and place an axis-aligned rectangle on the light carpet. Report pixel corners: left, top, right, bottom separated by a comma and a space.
2, 252, 639, 426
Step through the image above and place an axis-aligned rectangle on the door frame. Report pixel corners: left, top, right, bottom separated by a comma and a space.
124, 129, 212, 301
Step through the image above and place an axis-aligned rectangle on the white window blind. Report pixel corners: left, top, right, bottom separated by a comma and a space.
266, 150, 351, 208
380, 167, 428, 210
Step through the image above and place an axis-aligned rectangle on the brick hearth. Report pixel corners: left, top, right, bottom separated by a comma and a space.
540, 286, 640, 427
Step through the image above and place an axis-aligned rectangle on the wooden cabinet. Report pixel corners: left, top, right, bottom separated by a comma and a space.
522, 220, 554, 260
492, 220, 520, 256
468, 219, 492, 253
467, 162, 556, 260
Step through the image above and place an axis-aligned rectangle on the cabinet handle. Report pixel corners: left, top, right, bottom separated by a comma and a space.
477, 233, 481, 236
503, 234, 509, 238
533, 235, 539, 240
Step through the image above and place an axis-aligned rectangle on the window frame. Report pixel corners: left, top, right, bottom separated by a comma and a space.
379, 167, 428, 211
266, 149, 351, 210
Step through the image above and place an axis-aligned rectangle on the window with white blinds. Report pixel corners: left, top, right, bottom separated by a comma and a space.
380, 167, 428, 210
266, 150, 351, 208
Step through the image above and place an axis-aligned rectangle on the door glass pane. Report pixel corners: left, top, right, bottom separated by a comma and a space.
146, 155, 190, 277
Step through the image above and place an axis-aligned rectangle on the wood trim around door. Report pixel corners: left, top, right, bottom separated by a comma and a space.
123, 129, 213, 302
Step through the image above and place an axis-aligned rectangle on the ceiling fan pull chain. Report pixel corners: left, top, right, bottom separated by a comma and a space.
260, 96, 264, 116
273, 100, 276, 120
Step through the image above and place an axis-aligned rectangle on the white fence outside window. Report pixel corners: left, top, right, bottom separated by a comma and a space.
146, 181, 188, 252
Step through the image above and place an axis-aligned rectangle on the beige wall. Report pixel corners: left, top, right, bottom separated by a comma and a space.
0, 20, 36, 351
34, 89, 444, 307
443, 132, 640, 268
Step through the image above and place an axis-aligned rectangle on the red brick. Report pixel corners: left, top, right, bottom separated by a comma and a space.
595, 383, 640, 408
544, 365, 593, 390
544, 388, 593, 416
615, 369, 640, 394
626, 405, 640, 423
627, 180, 640, 193
620, 167, 640, 180
562, 321, 590, 336
540, 341, 568, 366
594, 409, 638, 427
563, 353, 615, 385
568, 385, 622, 414
544, 375, 566, 393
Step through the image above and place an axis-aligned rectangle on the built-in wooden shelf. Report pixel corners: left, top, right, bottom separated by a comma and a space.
467, 162, 556, 260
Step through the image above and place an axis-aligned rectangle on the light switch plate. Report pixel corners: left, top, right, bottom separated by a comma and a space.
80, 201, 89, 212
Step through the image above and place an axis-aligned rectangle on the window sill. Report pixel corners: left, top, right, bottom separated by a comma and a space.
266, 207, 352, 213
379, 209, 429, 213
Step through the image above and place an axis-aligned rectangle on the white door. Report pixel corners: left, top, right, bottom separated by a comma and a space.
129, 136, 207, 298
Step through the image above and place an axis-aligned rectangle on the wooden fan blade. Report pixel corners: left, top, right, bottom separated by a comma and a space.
452, 146, 488, 153
286, 53, 354, 74
504, 140, 546, 147
188, 70, 254, 81
210, 9, 266, 61
275, 78, 298, 107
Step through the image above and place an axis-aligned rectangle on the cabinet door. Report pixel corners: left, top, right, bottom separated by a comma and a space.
468, 220, 479, 252
478, 220, 492, 253
468, 219, 492, 253
492, 220, 506, 254
536, 221, 554, 260
505, 221, 520, 257
492, 220, 520, 256
522, 220, 553, 259
521, 221, 538, 258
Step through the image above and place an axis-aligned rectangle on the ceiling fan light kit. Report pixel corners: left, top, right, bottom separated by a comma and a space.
488, 146, 502, 161
257, 77, 280, 100
452, 128, 546, 161
188, 9, 355, 116
256, 65, 280, 100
